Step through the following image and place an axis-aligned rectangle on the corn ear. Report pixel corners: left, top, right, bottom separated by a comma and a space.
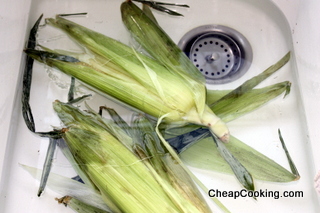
121, 1, 229, 141
27, 15, 229, 141
54, 101, 178, 213
45, 16, 191, 92
120, 0, 205, 112
26, 49, 177, 119
121, 1, 205, 85
102, 108, 214, 212
53, 101, 211, 213
45, 16, 199, 111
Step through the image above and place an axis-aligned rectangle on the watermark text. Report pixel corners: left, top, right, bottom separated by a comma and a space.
208, 189, 303, 199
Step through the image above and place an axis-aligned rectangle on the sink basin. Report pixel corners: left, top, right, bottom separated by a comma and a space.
0, 0, 319, 212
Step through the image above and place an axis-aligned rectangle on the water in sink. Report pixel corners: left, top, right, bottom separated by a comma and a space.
0, 0, 319, 212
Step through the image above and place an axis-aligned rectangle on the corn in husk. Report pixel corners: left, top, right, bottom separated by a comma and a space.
53, 100, 212, 213
28, 13, 229, 142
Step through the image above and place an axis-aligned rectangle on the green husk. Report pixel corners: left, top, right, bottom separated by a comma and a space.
180, 135, 297, 182
131, 115, 212, 213
120, 2, 294, 191
27, 15, 230, 141
44, 17, 202, 111
53, 100, 212, 213
21, 164, 112, 212
142, 3, 158, 24
55, 138, 97, 189
163, 53, 291, 137
278, 129, 300, 178
26, 9, 296, 210
164, 76, 293, 184
54, 102, 176, 213
121, 1, 205, 84
26, 49, 175, 119
37, 138, 57, 197
103, 107, 225, 212
210, 52, 290, 109
212, 135, 254, 190
120, 1, 207, 120
212, 81, 291, 122
165, 81, 295, 183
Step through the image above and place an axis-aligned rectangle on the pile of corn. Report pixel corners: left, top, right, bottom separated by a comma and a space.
24, 1, 297, 212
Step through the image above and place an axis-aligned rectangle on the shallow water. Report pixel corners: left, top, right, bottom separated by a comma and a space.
0, 0, 319, 212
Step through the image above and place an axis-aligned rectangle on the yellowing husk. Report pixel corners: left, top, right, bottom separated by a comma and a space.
56, 196, 112, 213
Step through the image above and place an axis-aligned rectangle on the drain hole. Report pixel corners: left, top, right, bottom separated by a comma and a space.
178, 25, 253, 84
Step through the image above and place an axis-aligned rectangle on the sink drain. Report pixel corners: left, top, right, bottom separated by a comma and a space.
178, 25, 253, 84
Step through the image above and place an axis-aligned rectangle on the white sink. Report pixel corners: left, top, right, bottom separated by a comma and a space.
0, 0, 319, 212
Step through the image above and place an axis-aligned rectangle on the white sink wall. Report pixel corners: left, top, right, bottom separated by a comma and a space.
273, 0, 320, 183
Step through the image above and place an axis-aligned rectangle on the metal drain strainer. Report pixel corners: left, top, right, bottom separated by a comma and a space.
178, 25, 253, 84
